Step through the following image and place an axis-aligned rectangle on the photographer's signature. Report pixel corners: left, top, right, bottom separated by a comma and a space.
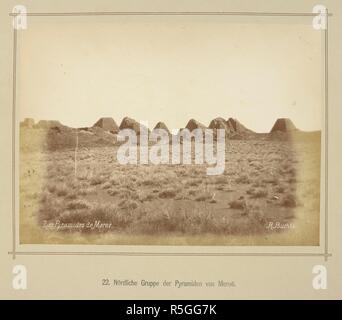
266, 221, 295, 231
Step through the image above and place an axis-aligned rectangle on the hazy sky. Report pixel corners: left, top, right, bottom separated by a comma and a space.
17, 16, 323, 132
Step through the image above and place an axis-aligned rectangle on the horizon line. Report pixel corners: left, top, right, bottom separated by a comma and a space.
19, 116, 322, 134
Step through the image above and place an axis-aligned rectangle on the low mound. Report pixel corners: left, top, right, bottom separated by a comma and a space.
20, 118, 35, 128
270, 118, 297, 133
93, 117, 119, 133
35, 120, 63, 129
21, 125, 116, 152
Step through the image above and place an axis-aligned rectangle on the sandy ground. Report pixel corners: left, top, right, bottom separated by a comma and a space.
19, 132, 320, 245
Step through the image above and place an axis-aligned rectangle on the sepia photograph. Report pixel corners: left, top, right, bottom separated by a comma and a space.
18, 15, 322, 246
3, 0, 342, 302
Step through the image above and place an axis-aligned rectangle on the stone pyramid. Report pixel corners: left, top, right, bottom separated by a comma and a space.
153, 122, 171, 135
270, 118, 297, 133
93, 117, 119, 133
119, 117, 150, 135
185, 119, 207, 131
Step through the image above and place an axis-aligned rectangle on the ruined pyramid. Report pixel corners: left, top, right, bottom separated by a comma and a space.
185, 119, 207, 131
153, 122, 171, 135
93, 117, 119, 133
270, 118, 297, 133
208, 117, 229, 131
119, 117, 150, 135
226, 118, 254, 135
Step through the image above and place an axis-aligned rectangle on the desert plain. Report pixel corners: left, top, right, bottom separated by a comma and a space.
19, 116, 321, 245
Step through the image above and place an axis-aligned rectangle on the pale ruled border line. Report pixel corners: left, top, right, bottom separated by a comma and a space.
7, 251, 333, 257
324, 11, 329, 262
11, 27, 17, 260
9, 11, 333, 17
10, 10, 331, 260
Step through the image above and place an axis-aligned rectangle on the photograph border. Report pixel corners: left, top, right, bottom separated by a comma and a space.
9, 10, 331, 260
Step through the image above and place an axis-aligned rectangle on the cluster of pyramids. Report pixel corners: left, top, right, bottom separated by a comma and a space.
89, 116, 298, 136
20, 116, 317, 151
20, 116, 299, 135
20, 116, 305, 147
